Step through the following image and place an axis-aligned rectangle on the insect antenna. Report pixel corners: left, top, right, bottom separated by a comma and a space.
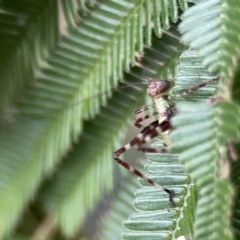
174, 76, 219, 99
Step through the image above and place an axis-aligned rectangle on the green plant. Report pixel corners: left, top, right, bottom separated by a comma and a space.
0, 0, 240, 240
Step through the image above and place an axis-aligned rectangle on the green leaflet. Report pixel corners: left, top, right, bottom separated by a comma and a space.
0, 0, 187, 238
178, 1, 240, 238
170, 51, 240, 239
171, 101, 238, 240
121, 47, 239, 240
97, 174, 140, 240
122, 0, 240, 239
2, 0, 240, 239
39, 28, 184, 238
144, 0, 188, 44
123, 145, 195, 240
179, 0, 221, 74
0, 0, 59, 121
180, 0, 240, 80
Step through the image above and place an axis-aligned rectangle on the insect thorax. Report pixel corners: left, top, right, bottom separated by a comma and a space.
155, 95, 176, 123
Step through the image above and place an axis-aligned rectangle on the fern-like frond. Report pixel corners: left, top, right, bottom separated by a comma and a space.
0, 1, 186, 237
97, 174, 139, 240
144, 0, 188, 44
179, 0, 220, 74
180, 0, 240, 84
123, 145, 195, 239
219, 0, 240, 80
179, 2, 240, 238
171, 101, 237, 240
37, 28, 184, 238
170, 50, 240, 240
0, 0, 190, 238
121, 48, 238, 240
0, 0, 58, 120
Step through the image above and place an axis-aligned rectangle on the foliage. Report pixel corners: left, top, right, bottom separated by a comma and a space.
0, 0, 240, 240
123, 0, 240, 240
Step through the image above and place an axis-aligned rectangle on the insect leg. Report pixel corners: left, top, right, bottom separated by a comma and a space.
113, 120, 173, 205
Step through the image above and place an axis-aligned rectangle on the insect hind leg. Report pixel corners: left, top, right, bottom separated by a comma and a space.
113, 120, 173, 207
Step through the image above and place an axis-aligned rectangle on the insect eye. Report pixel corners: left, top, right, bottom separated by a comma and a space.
158, 80, 174, 92
147, 80, 174, 98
